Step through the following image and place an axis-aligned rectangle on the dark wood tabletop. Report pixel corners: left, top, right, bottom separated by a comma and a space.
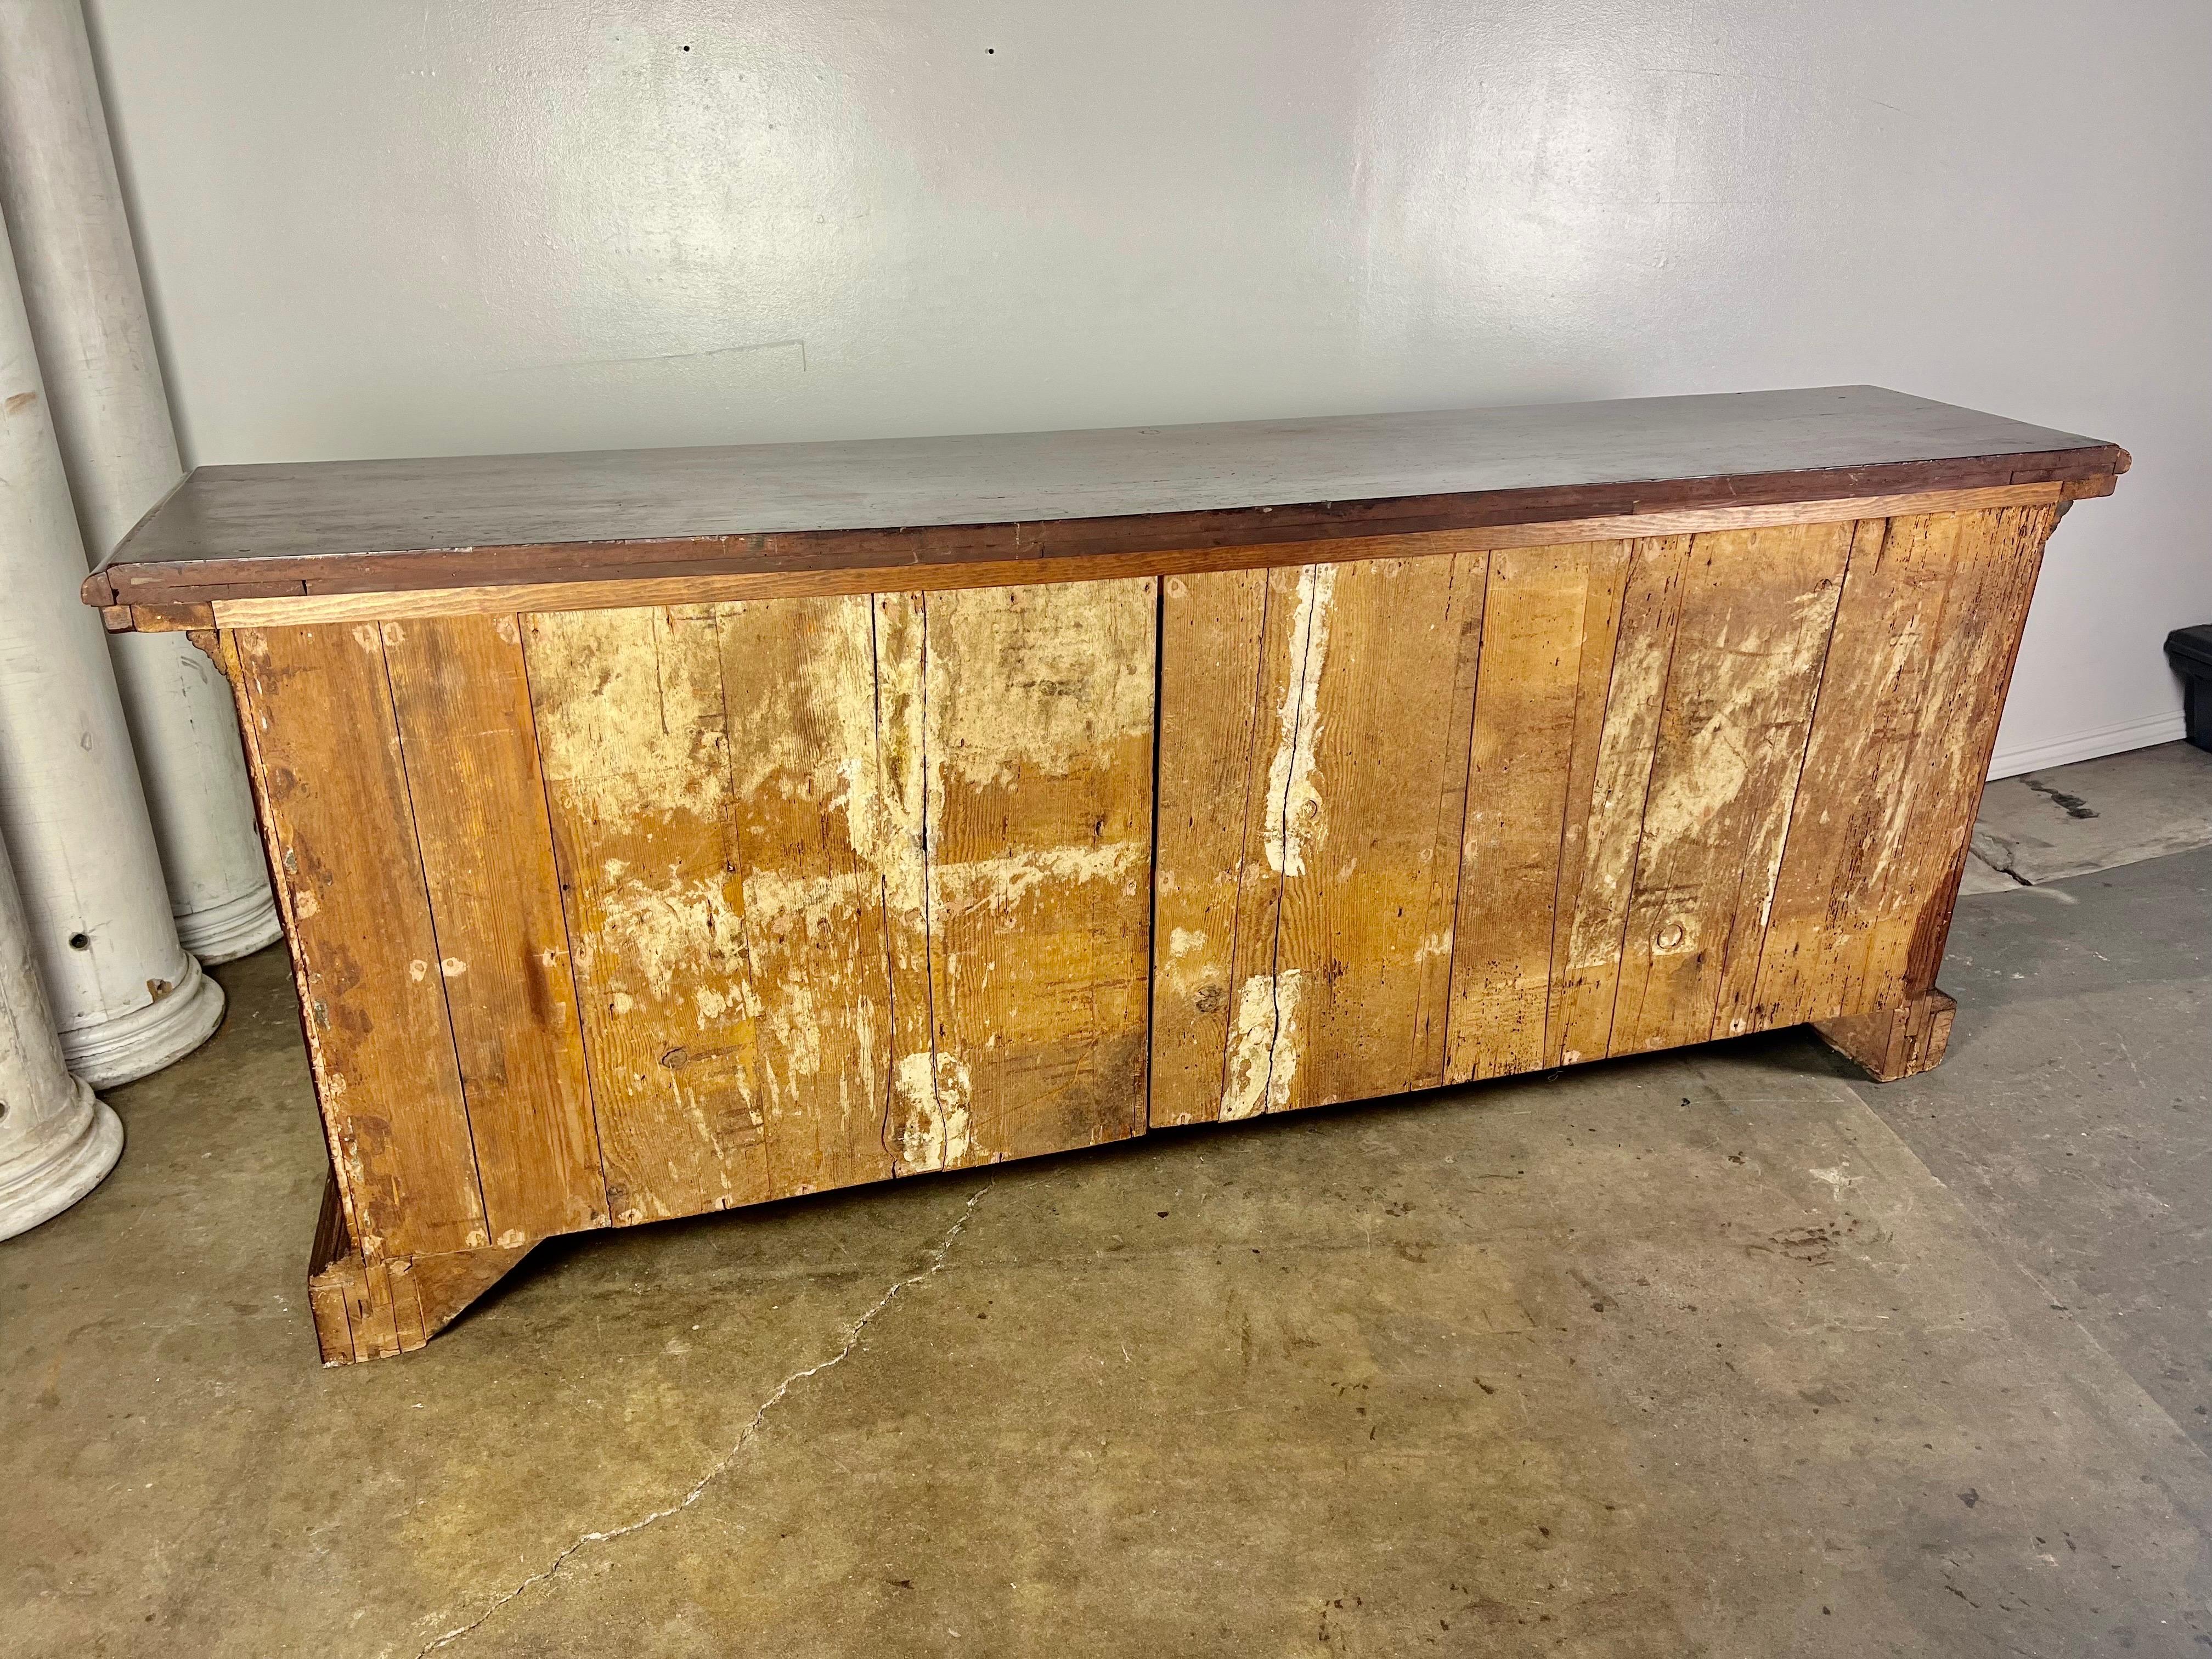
86, 386, 2125, 607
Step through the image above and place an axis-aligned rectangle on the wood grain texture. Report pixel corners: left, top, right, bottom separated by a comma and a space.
1864, 506, 2060, 1003
161, 482, 2087, 631
905, 580, 1157, 1167
1543, 538, 1694, 1066
715, 595, 900, 1197
1150, 570, 1269, 1126
90, 388, 2121, 612
1750, 517, 1955, 1027
381, 613, 608, 1245
307, 1173, 533, 1366
1607, 522, 1853, 1054
203, 484, 2087, 1371
519, 584, 1156, 1210
234, 623, 488, 1259
1447, 542, 1631, 1081
1274, 558, 1487, 1111
526, 604, 769, 1223
1814, 987, 1958, 1082
1154, 556, 1486, 1122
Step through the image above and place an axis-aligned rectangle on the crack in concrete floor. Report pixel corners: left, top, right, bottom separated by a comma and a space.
411, 1187, 991, 1658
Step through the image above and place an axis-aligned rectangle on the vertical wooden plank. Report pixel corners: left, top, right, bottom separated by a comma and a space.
1150, 569, 1269, 1127
1169, 554, 1486, 1122
1275, 556, 1487, 1111
1545, 536, 1693, 1065
1863, 505, 2059, 1004
1446, 542, 1630, 1081
1607, 521, 1852, 1054
871, 593, 938, 1161
715, 594, 899, 1197
1750, 516, 1955, 1028
1210, 564, 1312, 1123
524, 604, 769, 1224
233, 623, 488, 1259
381, 613, 609, 1246
906, 579, 1156, 1169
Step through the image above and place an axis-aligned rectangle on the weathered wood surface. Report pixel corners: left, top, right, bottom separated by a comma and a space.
526, 584, 1153, 1215
1607, 521, 1853, 1054
90, 386, 2123, 611
382, 614, 608, 1245
1815, 988, 1959, 1082
232, 623, 488, 1260
715, 595, 902, 1199
197, 475, 2082, 1365
1541, 537, 1692, 1066
907, 582, 1156, 1165
527, 602, 770, 1223
1449, 541, 1630, 1080
1152, 504, 2061, 1110
306, 1174, 533, 1366
110, 481, 2094, 633
1153, 554, 1486, 1123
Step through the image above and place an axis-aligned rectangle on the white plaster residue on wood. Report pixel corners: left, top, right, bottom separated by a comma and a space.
724, 595, 879, 805
1219, 967, 1305, 1121
765, 980, 825, 1079
741, 867, 881, 936
1265, 565, 1335, 875
930, 840, 1146, 916
894, 1049, 973, 1171
926, 582, 1154, 794
595, 868, 751, 1007
525, 606, 732, 821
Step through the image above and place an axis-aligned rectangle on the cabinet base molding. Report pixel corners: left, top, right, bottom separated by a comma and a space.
306, 1177, 533, 1366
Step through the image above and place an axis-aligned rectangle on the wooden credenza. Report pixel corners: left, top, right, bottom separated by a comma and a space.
86, 387, 2125, 1364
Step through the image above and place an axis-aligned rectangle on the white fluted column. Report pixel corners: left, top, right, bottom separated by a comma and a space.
0, 204, 222, 1086
0, 820, 121, 1240
0, 0, 276, 963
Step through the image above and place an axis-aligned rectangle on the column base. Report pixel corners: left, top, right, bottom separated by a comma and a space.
57, 953, 224, 1087
0, 1078, 123, 1242
173, 883, 280, 964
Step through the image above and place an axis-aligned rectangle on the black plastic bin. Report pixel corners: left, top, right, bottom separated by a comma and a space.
2168, 625, 2212, 752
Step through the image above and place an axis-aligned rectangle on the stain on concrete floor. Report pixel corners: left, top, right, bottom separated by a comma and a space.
7, 940, 2210, 1657
1838, 840, 2212, 1460
1965, 740, 2212, 892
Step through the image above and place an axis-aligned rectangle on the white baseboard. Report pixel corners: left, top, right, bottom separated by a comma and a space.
1988, 710, 2190, 780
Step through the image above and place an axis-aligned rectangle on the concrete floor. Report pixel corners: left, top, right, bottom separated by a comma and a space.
7, 750, 2211, 1657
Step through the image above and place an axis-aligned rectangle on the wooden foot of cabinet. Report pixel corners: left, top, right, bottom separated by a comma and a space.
1813, 988, 1959, 1082
306, 1176, 532, 1366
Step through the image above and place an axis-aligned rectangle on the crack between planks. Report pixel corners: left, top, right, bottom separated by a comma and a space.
868, 598, 901, 1163
1215, 573, 1275, 1110
411, 1185, 991, 1657
1259, 565, 1325, 1114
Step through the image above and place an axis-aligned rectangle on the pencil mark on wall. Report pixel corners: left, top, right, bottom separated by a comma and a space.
495, 338, 807, 376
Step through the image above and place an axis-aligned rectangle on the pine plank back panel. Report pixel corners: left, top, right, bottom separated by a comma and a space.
235, 581, 1155, 1277
126, 389, 2117, 1363
1150, 504, 2058, 1119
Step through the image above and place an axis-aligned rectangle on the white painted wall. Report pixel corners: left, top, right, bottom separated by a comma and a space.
83, 1, 2211, 775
